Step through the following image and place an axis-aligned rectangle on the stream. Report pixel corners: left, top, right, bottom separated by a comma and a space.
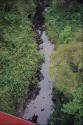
21, 30, 54, 125
21, 1, 54, 124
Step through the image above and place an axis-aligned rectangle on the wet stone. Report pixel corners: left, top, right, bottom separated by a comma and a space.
41, 108, 45, 111
32, 114, 38, 123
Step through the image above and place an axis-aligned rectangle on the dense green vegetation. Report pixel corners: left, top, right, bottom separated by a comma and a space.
0, 0, 43, 115
44, 0, 83, 124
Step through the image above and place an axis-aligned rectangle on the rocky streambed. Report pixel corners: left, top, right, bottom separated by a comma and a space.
21, 1, 54, 124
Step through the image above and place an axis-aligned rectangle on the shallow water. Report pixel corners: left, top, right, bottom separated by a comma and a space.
21, 31, 54, 125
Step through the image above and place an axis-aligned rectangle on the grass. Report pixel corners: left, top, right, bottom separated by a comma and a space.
0, 0, 43, 115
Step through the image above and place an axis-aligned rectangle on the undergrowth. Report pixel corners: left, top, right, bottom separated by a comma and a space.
44, 0, 83, 125
0, 0, 43, 115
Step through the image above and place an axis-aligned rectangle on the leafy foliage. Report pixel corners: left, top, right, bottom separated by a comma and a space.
45, 1, 83, 125
0, 0, 43, 115
45, 2, 82, 44
62, 86, 83, 125
58, 25, 73, 44
49, 42, 82, 95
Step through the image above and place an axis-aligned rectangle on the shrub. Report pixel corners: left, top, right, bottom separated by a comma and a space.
58, 25, 74, 44
0, 0, 43, 115
49, 42, 82, 95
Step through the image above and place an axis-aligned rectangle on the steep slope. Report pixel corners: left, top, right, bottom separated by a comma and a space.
0, 0, 43, 115
44, 0, 83, 124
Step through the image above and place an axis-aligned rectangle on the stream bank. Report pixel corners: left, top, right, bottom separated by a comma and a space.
0, 0, 43, 115
44, 1, 83, 125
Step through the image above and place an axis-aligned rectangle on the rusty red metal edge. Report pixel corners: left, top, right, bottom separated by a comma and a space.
0, 111, 36, 125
